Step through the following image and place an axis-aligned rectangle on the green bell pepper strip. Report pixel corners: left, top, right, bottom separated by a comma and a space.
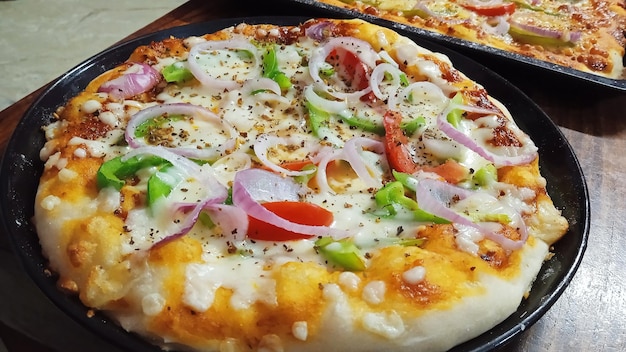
198, 212, 216, 228
340, 114, 386, 135
401, 116, 426, 135
146, 164, 183, 208
471, 163, 497, 187
161, 62, 194, 83
446, 93, 465, 127
96, 155, 167, 191
262, 46, 292, 91
294, 164, 318, 184
376, 237, 425, 247
375, 181, 450, 224
315, 237, 366, 271
339, 114, 425, 136
469, 213, 512, 224
306, 97, 425, 137
392, 170, 418, 191
305, 101, 330, 138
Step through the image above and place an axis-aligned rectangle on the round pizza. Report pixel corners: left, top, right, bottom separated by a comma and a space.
316, 0, 626, 78
34, 18, 569, 351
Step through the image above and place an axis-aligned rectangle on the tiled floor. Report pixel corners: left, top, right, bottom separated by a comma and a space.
0, 0, 185, 112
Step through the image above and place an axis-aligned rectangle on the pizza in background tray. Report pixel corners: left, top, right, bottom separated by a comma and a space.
32, 18, 569, 351
315, 0, 626, 79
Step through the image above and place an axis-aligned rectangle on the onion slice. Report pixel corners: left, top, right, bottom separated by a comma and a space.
311, 137, 385, 193
369, 63, 403, 101
125, 103, 237, 160
98, 63, 161, 100
437, 102, 538, 166
232, 168, 350, 239
253, 134, 318, 177
415, 178, 527, 250
187, 38, 261, 91
308, 37, 378, 100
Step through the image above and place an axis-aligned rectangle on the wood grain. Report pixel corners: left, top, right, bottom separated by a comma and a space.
0, 0, 624, 351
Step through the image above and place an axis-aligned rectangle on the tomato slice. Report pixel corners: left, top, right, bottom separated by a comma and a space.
383, 110, 468, 183
279, 160, 315, 171
421, 160, 469, 184
327, 48, 370, 91
247, 201, 334, 241
462, 2, 516, 16
383, 110, 419, 174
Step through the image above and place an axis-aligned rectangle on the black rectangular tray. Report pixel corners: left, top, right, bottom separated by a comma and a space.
280, 0, 626, 91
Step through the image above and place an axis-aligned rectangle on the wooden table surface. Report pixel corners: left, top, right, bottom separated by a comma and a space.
0, 0, 624, 351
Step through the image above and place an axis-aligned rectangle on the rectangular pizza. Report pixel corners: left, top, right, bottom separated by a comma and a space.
314, 0, 626, 78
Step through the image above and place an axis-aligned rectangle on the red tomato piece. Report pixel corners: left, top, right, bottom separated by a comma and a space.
383, 110, 419, 174
383, 110, 469, 183
327, 48, 370, 91
247, 201, 334, 241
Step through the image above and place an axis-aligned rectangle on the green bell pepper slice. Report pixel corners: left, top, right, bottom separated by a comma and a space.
446, 93, 465, 127
162, 62, 194, 83
375, 181, 450, 224
305, 101, 330, 138
315, 237, 366, 271
508, 24, 576, 47
263, 46, 292, 91
146, 164, 181, 207
471, 163, 497, 187
96, 155, 167, 191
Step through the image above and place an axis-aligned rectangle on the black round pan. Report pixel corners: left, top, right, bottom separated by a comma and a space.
0, 16, 589, 352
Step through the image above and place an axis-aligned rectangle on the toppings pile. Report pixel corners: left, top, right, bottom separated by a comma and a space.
82, 19, 540, 269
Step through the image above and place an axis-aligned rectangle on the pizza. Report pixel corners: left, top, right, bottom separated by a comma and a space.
33, 18, 569, 351
315, 0, 626, 78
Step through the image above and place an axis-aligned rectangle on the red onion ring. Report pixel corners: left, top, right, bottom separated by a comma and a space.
311, 146, 341, 194
187, 38, 261, 91
240, 78, 292, 106
369, 63, 403, 101
125, 103, 237, 160
482, 16, 511, 36
303, 85, 352, 117
437, 102, 538, 166
304, 20, 333, 41
98, 63, 161, 100
341, 137, 386, 188
415, 178, 527, 250
253, 134, 318, 177
232, 168, 350, 239
121, 146, 230, 248
201, 203, 249, 241
311, 137, 385, 193
387, 81, 447, 113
